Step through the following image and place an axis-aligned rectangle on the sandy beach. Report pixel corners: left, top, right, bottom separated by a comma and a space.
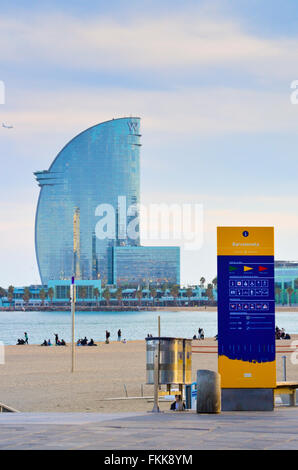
0, 337, 297, 413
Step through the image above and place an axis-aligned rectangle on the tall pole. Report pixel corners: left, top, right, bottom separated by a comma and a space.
282, 355, 287, 382
152, 340, 160, 412
71, 276, 75, 373
152, 316, 161, 412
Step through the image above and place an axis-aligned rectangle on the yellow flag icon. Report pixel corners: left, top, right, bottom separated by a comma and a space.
244, 266, 253, 272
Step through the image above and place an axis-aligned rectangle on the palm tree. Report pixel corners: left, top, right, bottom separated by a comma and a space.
205, 283, 214, 303
200, 277, 206, 288
7, 285, 14, 308
135, 289, 142, 306
0, 287, 7, 298
170, 285, 179, 305
160, 284, 168, 305
150, 288, 157, 306
286, 286, 294, 306
275, 286, 282, 304
48, 287, 54, 304
102, 288, 111, 306
39, 288, 46, 306
116, 288, 123, 306
93, 287, 100, 306
186, 288, 193, 305
80, 287, 87, 305
23, 287, 30, 306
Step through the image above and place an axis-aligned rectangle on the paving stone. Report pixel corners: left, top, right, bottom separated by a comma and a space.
0, 409, 297, 449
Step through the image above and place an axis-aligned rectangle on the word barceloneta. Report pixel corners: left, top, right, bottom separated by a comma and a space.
103, 453, 193, 466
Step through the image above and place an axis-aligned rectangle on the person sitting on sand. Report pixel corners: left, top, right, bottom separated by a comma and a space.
60, 339, 66, 346
81, 337, 88, 346
88, 338, 97, 346
47, 339, 51, 346
41, 339, 48, 346
17, 339, 25, 345
170, 395, 185, 411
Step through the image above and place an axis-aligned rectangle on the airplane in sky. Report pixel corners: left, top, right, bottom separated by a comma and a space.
2, 123, 13, 129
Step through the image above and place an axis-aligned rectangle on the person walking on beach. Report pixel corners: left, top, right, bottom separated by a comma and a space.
54, 333, 59, 346
24, 332, 28, 344
105, 330, 110, 344
117, 329, 121, 341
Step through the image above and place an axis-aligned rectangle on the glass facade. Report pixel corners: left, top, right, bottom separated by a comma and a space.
275, 260, 298, 304
35, 117, 141, 284
47, 280, 101, 301
113, 246, 180, 287
275, 261, 298, 288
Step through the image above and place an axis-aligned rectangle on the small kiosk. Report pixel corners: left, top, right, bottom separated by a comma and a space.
146, 337, 192, 411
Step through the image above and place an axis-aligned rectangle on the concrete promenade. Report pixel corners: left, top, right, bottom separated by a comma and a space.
0, 408, 298, 450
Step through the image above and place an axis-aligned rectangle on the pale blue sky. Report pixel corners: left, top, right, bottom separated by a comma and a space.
1, 0, 298, 286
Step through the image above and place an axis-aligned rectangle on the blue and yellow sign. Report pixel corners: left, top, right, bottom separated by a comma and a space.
217, 227, 276, 388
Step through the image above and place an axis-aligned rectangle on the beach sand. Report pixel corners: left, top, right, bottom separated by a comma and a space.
1, 337, 297, 413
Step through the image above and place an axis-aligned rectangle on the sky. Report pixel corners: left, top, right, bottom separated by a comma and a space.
1, 0, 298, 287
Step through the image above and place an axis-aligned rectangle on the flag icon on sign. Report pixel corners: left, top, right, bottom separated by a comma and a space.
229, 266, 238, 272
258, 266, 268, 272
243, 266, 253, 272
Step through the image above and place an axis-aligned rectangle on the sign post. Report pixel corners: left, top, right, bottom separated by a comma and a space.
217, 227, 276, 411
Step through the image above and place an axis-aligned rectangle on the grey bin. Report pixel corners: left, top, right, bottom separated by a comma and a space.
146, 337, 192, 385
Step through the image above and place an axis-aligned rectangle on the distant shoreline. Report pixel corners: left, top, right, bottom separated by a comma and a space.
0, 306, 297, 312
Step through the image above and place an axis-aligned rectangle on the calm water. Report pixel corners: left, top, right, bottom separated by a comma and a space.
0, 310, 296, 345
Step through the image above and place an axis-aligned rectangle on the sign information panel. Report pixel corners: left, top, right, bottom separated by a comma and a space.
217, 227, 276, 389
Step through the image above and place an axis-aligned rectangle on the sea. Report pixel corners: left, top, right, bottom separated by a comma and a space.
0, 310, 296, 345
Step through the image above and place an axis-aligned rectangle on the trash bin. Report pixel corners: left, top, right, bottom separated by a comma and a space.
196, 370, 221, 414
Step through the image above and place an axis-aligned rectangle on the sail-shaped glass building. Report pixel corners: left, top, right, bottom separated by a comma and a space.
34, 117, 180, 286
35, 117, 141, 284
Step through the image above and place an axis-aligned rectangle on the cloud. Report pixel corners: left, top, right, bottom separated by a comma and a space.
0, 12, 298, 79
2, 86, 298, 142
1, 7, 298, 286
0, 202, 40, 286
